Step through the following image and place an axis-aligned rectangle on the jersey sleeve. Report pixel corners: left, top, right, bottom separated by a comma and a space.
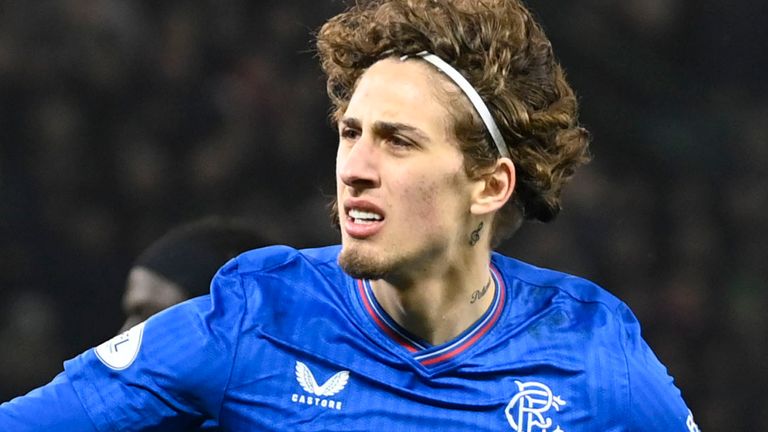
0, 372, 98, 431
60, 258, 247, 431
616, 303, 700, 431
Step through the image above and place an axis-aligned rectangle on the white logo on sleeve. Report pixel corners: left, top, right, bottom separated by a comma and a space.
94, 322, 146, 370
505, 380, 566, 432
291, 361, 349, 410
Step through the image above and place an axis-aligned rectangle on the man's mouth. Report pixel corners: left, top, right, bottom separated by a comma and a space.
343, 202, 386, 239
348, 208, 383, 225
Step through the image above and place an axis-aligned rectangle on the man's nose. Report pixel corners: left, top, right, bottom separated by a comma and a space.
338, 136, 381, 189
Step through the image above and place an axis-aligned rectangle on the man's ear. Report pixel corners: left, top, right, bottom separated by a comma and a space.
470, 158, 515, 216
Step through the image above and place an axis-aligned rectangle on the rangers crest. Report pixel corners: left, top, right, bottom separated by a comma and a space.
505, 380, 566, 432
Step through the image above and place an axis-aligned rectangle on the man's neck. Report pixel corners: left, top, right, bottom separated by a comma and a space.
371, 250, 495, 346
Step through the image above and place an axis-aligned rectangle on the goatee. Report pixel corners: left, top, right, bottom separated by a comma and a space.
338, 247, 389, 280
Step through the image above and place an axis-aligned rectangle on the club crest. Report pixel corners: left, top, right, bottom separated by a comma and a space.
505, 380, 566, 432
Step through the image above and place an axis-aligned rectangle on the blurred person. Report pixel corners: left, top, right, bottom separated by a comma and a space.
0, 1, 697, 431
121, 217, 267, 432
119, 217, 269, 333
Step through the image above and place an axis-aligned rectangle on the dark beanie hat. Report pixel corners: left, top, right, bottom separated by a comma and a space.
133, 217, 267, 298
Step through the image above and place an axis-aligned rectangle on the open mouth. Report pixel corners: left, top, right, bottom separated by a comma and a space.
343, 202, 385, 239
348, 208, 383, 225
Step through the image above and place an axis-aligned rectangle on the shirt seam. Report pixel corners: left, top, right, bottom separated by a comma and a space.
63, 368, 112, 432
214, 259, 249, 423
615, 303, 634, 432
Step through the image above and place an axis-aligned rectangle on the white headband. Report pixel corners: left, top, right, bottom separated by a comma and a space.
401, 51, 510, 159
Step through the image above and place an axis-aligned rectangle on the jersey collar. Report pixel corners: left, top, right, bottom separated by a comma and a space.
355, 265, 506, 367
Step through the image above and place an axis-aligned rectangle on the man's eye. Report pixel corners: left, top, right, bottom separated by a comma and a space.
340, 128, 360, 140
387, 135, 412, 148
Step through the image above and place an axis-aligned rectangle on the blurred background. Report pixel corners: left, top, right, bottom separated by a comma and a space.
0, 0, 765, 429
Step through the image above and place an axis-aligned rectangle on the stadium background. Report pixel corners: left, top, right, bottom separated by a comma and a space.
0, 1, 765, 429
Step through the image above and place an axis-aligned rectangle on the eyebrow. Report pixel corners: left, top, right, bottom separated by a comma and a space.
339, 117, 431, 143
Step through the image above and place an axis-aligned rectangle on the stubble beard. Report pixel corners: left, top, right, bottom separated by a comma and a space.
338, 237, 445, 282
338, 243, 400, 280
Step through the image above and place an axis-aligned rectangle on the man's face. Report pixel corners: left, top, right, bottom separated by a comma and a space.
119, 266, 187, 333
336, 57, 478, 280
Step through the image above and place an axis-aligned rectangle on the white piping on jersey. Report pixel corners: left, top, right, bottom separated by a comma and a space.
414, 267, 503, 363
361, 280, 430, 351
361, 265, 504, 364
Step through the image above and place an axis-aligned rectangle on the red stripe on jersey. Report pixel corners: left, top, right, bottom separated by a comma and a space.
357, 279, 419, 353
419, 267, 506, 366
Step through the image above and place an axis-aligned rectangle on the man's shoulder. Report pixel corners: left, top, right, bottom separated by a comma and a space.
492, 252, 623, 311
219, 245, 347, 309
491, 253, 636, 373
207, 245, 346, 310
223, 245, 354, 360
231, 244, 341, 275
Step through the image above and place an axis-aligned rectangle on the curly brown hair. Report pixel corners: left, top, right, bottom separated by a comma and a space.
317, 0, 591, 245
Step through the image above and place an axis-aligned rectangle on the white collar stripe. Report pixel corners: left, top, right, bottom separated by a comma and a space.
363, 280, 430, 350
414, 267, 503, 362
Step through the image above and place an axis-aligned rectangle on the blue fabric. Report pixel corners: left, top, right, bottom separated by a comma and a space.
0, 372, 97, 431
1, 245, 696, 431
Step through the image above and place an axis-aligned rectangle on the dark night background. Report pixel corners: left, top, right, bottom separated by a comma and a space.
1, 1, 766, 429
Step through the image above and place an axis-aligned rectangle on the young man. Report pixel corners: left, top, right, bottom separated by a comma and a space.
0, 1, 697, 431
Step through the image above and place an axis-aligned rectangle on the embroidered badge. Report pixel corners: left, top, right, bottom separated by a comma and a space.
505, 380, 566, 432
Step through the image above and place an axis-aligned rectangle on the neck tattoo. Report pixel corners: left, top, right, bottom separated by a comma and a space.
469, 221, 484, 246
470, 277, 492, 304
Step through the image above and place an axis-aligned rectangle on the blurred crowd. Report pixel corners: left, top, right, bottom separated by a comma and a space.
0, 1, 765, 430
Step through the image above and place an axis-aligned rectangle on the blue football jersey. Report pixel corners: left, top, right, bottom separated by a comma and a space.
10, 245, 698, 431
